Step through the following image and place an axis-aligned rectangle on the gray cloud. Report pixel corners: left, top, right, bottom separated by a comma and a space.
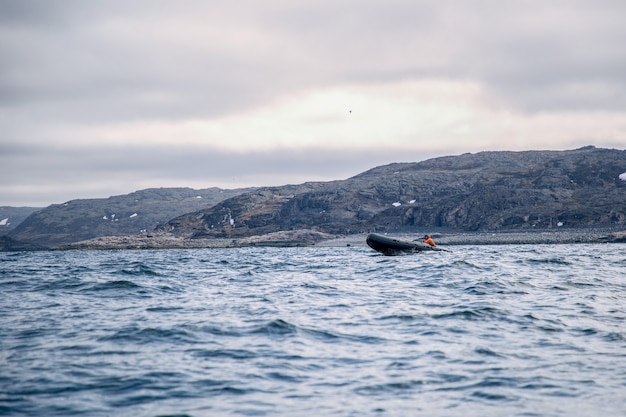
1, 0, 625, 206
3, 0, 624, 123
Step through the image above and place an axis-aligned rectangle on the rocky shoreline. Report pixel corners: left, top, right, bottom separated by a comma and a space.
57, 229, 336, 251
50, 227, 626, 251
438, 228, 626, 245
321, 227, 626, 247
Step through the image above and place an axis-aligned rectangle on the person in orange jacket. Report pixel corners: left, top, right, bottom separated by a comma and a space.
423, 234, 436, 247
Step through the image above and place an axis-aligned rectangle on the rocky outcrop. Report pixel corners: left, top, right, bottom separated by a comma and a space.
160, 147, 626, 239
59, 229, 334, 250
0, 207, 42, 235
0, 235, 48, 251
8, 187, 255, 248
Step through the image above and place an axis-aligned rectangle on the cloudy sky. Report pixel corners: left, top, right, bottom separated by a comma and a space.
1, 0, 625, 206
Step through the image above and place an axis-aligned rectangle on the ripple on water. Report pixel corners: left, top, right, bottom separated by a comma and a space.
98, 325, 198, 345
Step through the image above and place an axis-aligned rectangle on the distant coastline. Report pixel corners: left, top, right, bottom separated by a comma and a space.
6, 147, 626, 251
47, 226, 626, 251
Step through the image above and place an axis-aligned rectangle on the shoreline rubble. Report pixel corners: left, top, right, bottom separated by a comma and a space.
51, 227, 626, 250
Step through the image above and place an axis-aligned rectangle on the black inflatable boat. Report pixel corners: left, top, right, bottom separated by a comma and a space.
366, 233, 445, 256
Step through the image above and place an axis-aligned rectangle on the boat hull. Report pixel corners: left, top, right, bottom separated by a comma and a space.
366, 233, 442, 256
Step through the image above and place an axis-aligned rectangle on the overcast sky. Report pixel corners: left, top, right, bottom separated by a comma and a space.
1, 0, 625, 206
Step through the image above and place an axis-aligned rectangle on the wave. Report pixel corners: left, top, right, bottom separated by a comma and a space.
243, 319, 389, 346
249, 318, 299, 336
84, 279, 143, 292
33, 277, 90, 292
190, 348, 258, 360
463, 280, 515, 295
432, 306, 510, 321
191, 378, 260, 396
145, 306, 184, 313
354, 379, 425, 396
524, 257, 572, 266
98, 326, 197, 345
436, 259, 485, 270
115, 261, 162, 277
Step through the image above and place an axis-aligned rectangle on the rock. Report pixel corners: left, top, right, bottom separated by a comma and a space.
161, 147, 626, 239
0, 235, 48, 251
0, 207, 42, 235
9, 187, 255, 248
58, 229, 334, 250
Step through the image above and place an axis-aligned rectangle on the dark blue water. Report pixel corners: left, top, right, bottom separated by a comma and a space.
1, 244, 625, 416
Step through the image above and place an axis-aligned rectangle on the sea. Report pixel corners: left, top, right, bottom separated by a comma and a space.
1, 243, 625, 417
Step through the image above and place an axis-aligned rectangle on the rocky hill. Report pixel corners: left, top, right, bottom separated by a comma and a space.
8, 187, 255, 248
7, 146, 626, 250
159, 146, 626, 239
0, 206, 42, 235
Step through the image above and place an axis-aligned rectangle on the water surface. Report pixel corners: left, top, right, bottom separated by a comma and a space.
1, 244, 625, 416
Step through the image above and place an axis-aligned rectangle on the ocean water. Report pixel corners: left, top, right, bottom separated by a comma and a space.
1, 243, 625, 417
